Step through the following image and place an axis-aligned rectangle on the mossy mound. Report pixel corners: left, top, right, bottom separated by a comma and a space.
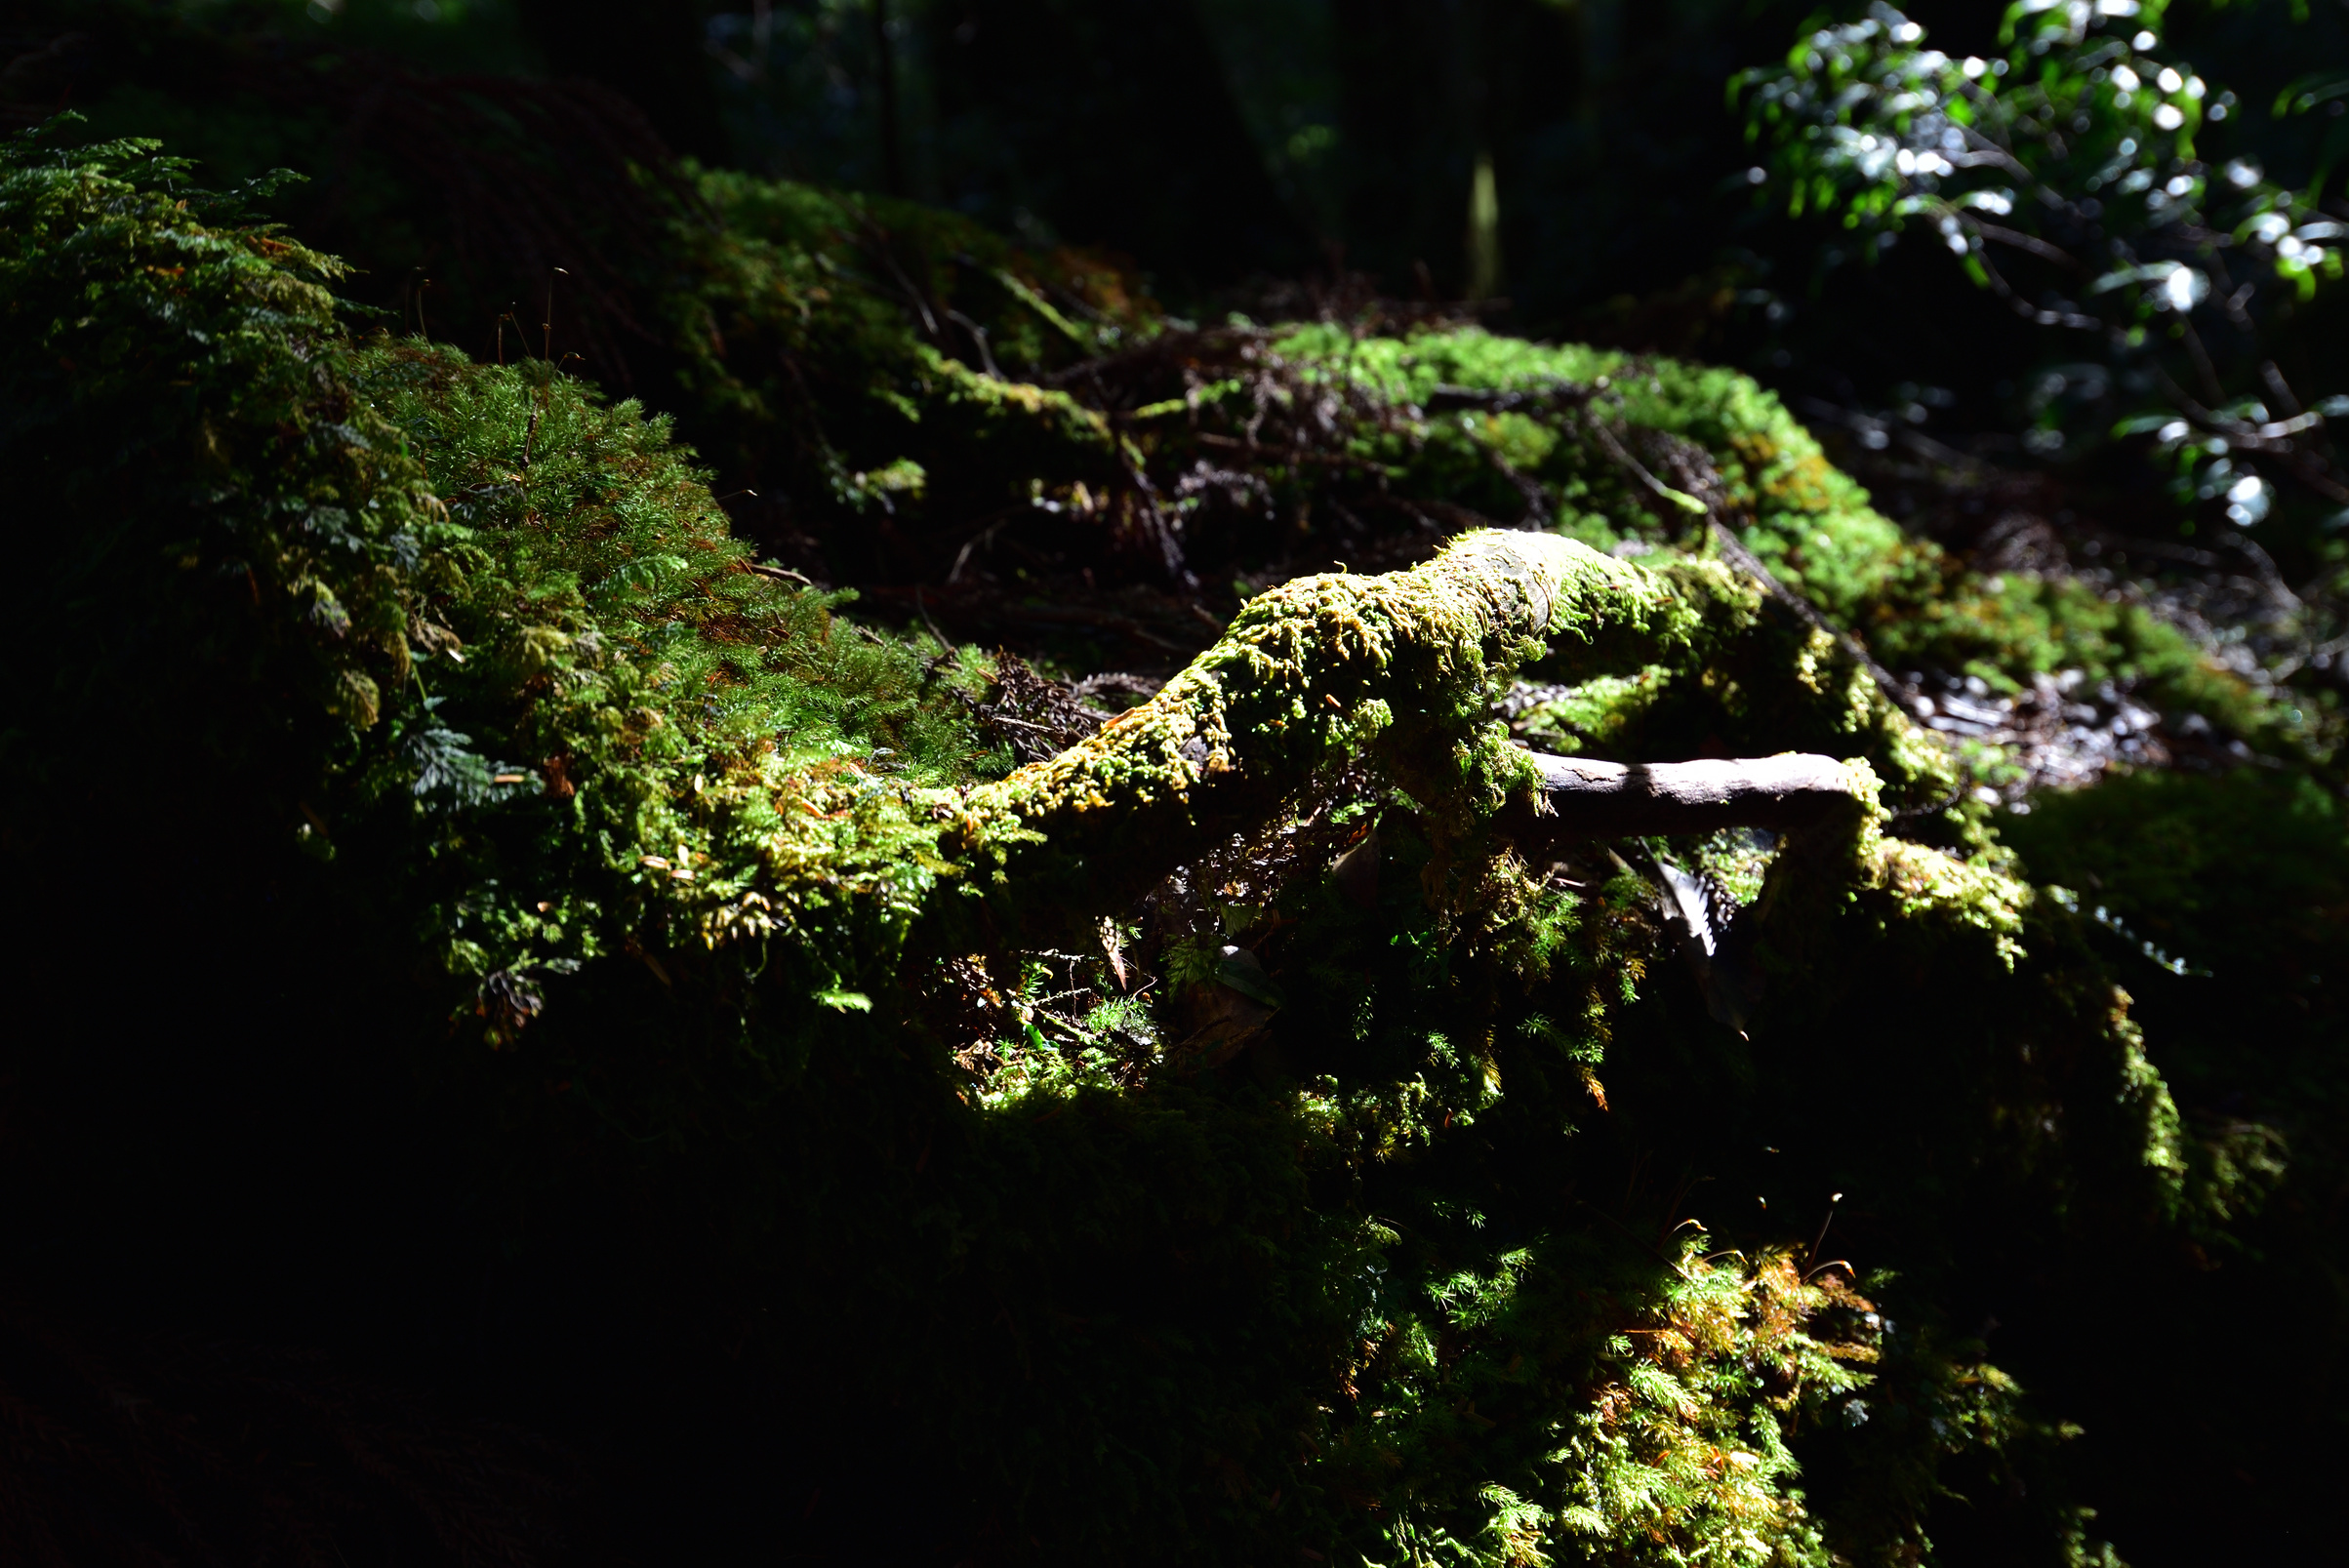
3, 124, 2334, 1568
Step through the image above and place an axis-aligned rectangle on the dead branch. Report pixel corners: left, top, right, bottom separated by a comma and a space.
1504, 752, 1861, 844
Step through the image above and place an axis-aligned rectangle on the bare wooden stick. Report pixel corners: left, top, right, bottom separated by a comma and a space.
1504, 751, 1859, 843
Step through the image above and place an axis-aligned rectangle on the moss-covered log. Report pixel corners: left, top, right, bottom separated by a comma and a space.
939, 533, 1883, 935
950, 534, 1739, 918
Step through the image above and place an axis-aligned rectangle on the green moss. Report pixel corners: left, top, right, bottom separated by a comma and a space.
4, 127, 2247, 1568
1999, 768, 2349, 1232
1324, 1238, 1873, 1568
344, 341, 997, 1025
1243, 326, 2270, 744
952, 534, 1742, 932
655, 165, 1140, 532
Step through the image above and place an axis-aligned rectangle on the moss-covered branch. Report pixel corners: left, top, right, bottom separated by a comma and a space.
940, 531, 1752, 926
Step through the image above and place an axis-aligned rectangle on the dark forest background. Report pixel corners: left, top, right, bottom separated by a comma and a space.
24, 0, 2349, 542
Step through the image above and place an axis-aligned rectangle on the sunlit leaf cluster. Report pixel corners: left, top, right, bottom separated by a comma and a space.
1739, 1, 2349, 528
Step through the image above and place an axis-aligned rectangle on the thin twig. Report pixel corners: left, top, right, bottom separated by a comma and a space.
914, 584, 955, 653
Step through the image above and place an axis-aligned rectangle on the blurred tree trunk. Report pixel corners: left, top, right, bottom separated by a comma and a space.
516, 0, 731, 161
926, 0, 1314, 291
1330, 0, 1577, 301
